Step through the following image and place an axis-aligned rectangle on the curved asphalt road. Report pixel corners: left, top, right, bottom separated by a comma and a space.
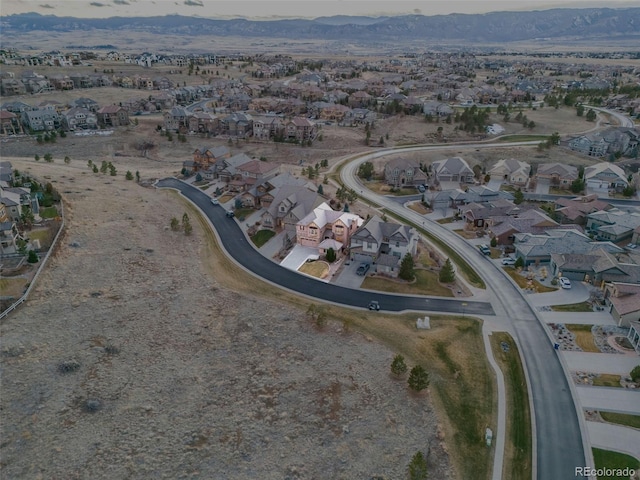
156, 177, 494, 316
340, 145, 589, 480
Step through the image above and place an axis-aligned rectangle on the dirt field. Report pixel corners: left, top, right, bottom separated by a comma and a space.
0, 156, 453, 479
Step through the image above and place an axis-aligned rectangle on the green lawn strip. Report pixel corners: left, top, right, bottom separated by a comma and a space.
497, 135, 550, 142
39, 206, 59, 218
551, 302, 593, 312
250, 229, 276, 248
592, 448, 640, 480
592, 374, 622, 388
361, 269, 453, 297
383, 209, 485, 289
490, 332, 533, 480
599, 411, 640, 429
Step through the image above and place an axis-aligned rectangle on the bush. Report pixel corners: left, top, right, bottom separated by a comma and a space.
58, 360, 81, 374
408, 365, 430, 392
631, 365, 640, 383
27, 250, 39, 263
325, 247, 336, 263
391, 354, 408, 377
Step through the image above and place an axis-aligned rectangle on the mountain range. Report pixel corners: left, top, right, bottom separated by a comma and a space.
2, 8, 640, 44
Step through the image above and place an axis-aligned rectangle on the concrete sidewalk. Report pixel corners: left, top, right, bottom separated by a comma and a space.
576, 386, 640, 415
538, 311, 616, 325
562, 352, 640, 375
587, 421, 640, 459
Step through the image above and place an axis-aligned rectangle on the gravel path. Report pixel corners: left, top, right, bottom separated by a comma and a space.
1, 158, 451, 479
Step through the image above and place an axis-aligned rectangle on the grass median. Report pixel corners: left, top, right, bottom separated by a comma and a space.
490, 332, 532, 480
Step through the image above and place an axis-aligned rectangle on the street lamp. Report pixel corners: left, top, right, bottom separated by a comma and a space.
461, 302, 468, 318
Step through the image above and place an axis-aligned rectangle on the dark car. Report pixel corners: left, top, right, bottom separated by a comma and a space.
368, 300, 380, 311
356, 263, 370, 276
225, 210, 235, 218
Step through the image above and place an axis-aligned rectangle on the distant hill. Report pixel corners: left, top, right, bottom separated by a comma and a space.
3, 8, 640, 44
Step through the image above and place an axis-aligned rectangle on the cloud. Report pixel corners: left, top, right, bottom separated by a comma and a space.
113, 0, 130, 4
90, 1, 107, 6
39, 3, 55, 8
184, 0, 203, 6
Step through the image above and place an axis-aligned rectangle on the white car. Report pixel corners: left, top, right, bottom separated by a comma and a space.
211, 198, 219, 205
559, 277, 572, 289
501, 257, 516, 265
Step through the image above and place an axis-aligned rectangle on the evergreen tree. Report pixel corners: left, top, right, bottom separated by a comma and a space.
586, 109, 597, 122
439, 258, 455, 283
408, 451, 428, 480
408, 365, 430, 392
125, 171, 134, 180
317, 184, 324, 195
325, 247, 336, 263
391, 354, 408, 377
513, 188, 524, 205
399, 253, 415, 281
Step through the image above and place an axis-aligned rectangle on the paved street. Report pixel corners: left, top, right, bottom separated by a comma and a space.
156, 178, 495, 317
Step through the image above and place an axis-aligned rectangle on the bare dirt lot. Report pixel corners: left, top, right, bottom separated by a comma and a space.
0, 157, 452, 480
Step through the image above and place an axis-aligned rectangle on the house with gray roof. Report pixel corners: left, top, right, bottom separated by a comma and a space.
536, 163, 578, 189
551, 248, 640, 288
349, 215, 418, 277
584, 163, 629, 191
488, 158, 531, 186
384, 158, 428, 188
260, 184, 322, 234
513, 228, 623, 265
586, 208, 640, 243
432, 156, 475, 184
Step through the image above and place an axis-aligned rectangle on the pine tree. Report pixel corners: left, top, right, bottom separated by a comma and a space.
399, 253, 415, 281
391, 354, 408, 377
408, 451, 428, 480
408, 365, 430, 392
439, 258, 455, 283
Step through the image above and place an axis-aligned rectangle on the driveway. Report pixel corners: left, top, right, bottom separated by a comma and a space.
563, 352, 640, 376
333, 260, 367, 289
535, 177, 550, 195
577, 386, 640, 415
587, 422, 640, 460
527, 282, 590, 307
280, 244, 320, 272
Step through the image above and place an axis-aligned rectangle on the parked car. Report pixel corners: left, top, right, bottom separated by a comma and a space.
211, 198, 219, 205
501, 257, 516, 265
626, 243, 637, 249
356, 263, 370, 276
417, 184, 426, 193
225, 210, 235, 218
368, 300, 380, 311
479, 245, 491, 256
559, 277, 572, 289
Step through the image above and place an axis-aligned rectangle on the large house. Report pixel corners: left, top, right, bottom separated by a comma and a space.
586, 208, 640, 243
583, 162, 628, 191
536, 163, 578, 189
514, 228, 623, 266
261, 183, 321, 234
431, 157, 475, 184
384, 158, 428, 188
603, 282, 640, 328
96, 105, 129, 128
296, 203, 363, 253
554, 195, 613, 225
349, 215, 418, 277
550, 249, 640, 288
488, 158, 530, 186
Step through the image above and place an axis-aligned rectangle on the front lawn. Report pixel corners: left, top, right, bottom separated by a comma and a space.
592, 374, 622, 388
503, 267, 556, 293
0, 278, 28, 298
592, 449, 639, 480
361, 269, 454, 297
551, 302, 593, 312
39, 206, 59, 219
250, 229, 276, 248
566, 324, 600, 353
599, 411, 640, 429
298, 260, 330, 279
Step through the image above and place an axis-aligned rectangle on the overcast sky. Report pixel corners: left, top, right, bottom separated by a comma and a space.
2, 0, 637, 19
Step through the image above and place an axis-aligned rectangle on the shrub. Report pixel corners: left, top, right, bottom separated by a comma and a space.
58, 360, 81, 374
391, 354, 408, 377
631, 365, 640, 383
